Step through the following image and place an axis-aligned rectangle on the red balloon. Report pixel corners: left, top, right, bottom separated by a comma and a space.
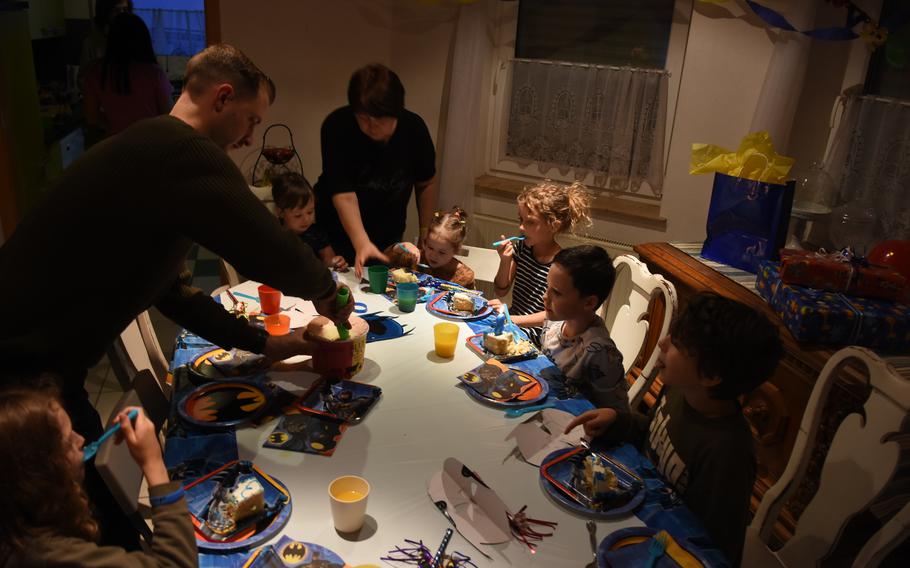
869, 240, 910, 281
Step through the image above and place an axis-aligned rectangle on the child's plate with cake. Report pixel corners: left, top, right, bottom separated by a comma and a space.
184, 460, 292, 552
539, 446, 644, 519
179, 379, 271, 429
425, 291, 492, 321
458, 361, 549, 408
466, 332, 540, 363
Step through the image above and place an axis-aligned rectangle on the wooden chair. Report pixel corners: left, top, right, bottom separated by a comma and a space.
218, 258, 242, 288
95, 389, 156, 545
108, 311, 171, 396
742, 347, 910, 567
599, 254, 677, 408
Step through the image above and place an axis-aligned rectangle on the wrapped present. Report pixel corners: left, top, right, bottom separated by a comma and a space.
779, 249, 907, 302
756, 261, 910, 352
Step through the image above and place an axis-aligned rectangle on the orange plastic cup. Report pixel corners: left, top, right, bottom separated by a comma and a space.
433, 323, 459, 358
258, 284, 282, 315
264, 314, 291, 336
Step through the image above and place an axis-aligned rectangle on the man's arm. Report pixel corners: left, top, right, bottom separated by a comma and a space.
155, 268, 268, 354
157, 136, 336, 302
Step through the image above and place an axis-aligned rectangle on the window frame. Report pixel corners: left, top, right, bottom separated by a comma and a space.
484, 0, 693, 200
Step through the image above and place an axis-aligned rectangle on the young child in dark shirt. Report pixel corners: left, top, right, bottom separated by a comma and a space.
565, 293, 783, 565
540, 245, 627, 410
272, 173, 347, 271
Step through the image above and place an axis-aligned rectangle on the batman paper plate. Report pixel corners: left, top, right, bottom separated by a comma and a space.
460, 365, 549, 408
243, 536, 346, 567
179, 380, 271, 429
597, 527, 718, 568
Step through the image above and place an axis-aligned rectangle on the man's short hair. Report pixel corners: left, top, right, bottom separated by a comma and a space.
183, 44, 275, 104
347, 63, 405, 118
553, 245, 616, 306
671, 292, 783, 400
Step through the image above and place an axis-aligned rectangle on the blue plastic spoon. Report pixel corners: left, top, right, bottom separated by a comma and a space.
83, 408, 139, 462
492, 236, 525, 247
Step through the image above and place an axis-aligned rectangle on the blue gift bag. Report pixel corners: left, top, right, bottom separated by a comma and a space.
701, 172, 794, 273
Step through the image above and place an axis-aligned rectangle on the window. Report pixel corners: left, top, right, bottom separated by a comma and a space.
133, 0, 205, 58
487, 0, 692, 198
863, 0, 910, 99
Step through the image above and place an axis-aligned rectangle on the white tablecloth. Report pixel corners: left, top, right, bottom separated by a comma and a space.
225, 271, 643, 566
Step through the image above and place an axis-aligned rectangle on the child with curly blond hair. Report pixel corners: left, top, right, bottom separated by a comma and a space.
492, 180, 591, 346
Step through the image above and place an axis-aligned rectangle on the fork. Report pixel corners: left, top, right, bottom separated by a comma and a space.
584, 520, 597, 568
644, 530, 669, 568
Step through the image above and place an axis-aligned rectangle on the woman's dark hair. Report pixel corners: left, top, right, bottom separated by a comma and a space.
271, 172, 315, 211
670, 292, 783, 400
94, 0, 133, 28
553, 245, 615, 306
101, 12, 157, 95
0, 388, 99, 557
347, 63, 405, 118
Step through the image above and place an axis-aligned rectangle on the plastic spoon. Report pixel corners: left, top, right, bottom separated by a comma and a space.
83, 408, 139, 462
492, 235, 525, 247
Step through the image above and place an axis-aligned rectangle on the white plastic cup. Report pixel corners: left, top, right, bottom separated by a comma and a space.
328, 475, 370, 533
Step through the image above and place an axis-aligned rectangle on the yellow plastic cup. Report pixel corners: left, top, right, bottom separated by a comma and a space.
433, 322, 460, 358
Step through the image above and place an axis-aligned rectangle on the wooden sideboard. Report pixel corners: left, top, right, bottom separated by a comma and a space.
631, 243, 871, 543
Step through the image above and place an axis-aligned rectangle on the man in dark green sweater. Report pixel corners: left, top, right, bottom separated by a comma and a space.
0, 44, 352, 543
566, 293, 783, 566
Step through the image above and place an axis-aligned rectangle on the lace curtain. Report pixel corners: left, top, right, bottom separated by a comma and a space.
823, 95, 910, 243
135, 8, 206, 57
505, 59, 668, 196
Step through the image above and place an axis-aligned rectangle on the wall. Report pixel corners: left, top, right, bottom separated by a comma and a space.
218, 0, 457, 243
217, 0, 873, 250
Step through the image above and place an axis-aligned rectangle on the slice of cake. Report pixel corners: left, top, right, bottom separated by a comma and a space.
451, 292, 475, 313
206, 475, 266, 536
390, 268, 418, 284
484, 332, 512, 355
582, 454, 618, 502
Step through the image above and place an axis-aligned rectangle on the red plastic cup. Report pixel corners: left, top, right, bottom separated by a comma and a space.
264, 314, 290, 336
258, 285, 282, 315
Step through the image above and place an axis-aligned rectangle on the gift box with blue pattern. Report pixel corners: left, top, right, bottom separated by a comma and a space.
756, 261, 910, 352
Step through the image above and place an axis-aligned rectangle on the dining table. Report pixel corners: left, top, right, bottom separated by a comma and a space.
163, 269, 720, 568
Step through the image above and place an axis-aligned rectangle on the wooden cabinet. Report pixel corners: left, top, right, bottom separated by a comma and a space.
632, 243, 868, 542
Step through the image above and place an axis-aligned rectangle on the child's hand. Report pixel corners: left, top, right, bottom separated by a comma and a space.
488, 298, 504, 313
564, 408, 618, 438
116, 406, 168, 486
496, 235, 515, 261
331, 256, 349, 271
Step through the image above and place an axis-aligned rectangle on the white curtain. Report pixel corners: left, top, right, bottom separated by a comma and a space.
437, 1, 493, 216
823, 95, 910, 242
505, 59, 668, 196
135, 8, 206, 57
748, 0, 819, 151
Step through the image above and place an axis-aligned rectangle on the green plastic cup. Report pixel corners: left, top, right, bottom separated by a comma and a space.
396, 282, 419, 312
367, 265, 389, 294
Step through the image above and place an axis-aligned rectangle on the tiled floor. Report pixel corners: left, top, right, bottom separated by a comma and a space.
87, 245, 222, 421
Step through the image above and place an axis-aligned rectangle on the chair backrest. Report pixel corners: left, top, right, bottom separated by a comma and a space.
132, 369, 169, 432
599, 255, 677, 407
744, 347, 910, 568
219, 258, 243, 288
95, 389, 153, 543
455, 244, 501, 298
108, 311, 170, 395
